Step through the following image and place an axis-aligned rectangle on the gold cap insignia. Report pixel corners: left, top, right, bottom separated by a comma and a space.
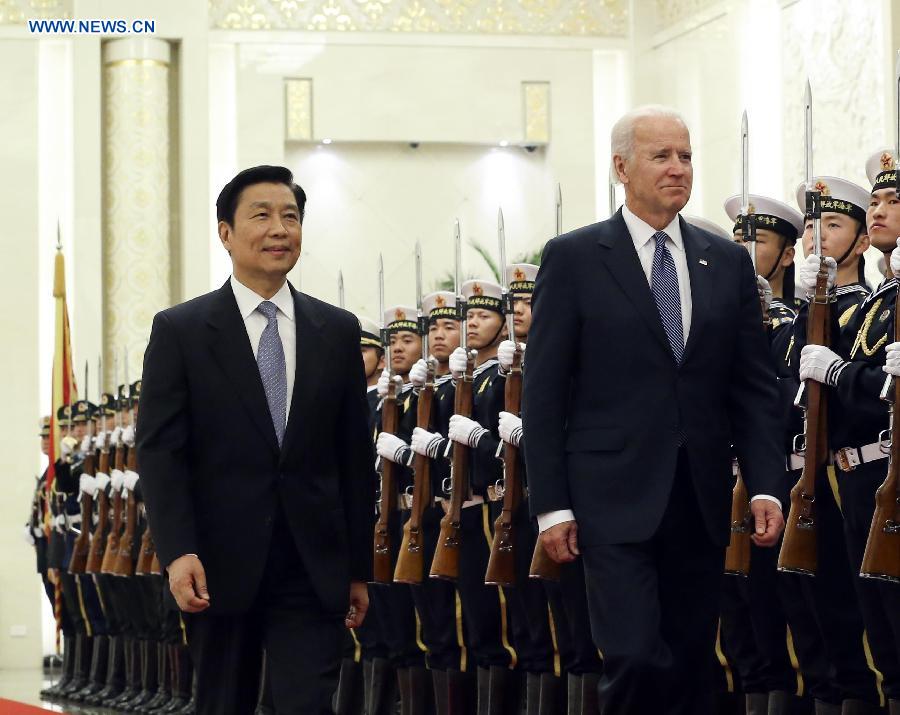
394, 308, 406, 321
882, 152, 895, 171
814, 180, 830, 196
472, 283, 483, 296
435, 295, 446, 308
513, 268, 526, 281
747, 202, 755, 215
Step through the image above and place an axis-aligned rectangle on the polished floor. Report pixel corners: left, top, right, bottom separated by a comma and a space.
0, 669, 122, 714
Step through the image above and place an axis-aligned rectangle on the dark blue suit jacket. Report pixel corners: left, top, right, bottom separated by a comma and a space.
522, 210, 783, 547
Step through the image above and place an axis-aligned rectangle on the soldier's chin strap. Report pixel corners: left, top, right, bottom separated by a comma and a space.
763, 237, 790, 282
834, 221, 865, 271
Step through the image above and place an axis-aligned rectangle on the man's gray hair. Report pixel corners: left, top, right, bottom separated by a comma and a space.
610, 105, 688, 162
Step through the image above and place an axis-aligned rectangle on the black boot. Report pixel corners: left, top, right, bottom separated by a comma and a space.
746, 693, 768, 715
61, 634, 92, 697
41, 634, 74, 699
162, 646, 192, 713
365, 658, 397, 715
815, 701, 841, 715
889, 700, 900, 715
476, 666, 508, 715
109, 637, 140, 706
87, 633, 125, 703
126, 640, 159, 710
332, 657, 363, 715
176, 670, 197, 714
567, 673, 599, 715
766, 690, 794, 715
537, 673, 561, 715
406, 666, 430, 715
139, 643, 171, 713
525, 673, 541, 715
70, 634, 109, 702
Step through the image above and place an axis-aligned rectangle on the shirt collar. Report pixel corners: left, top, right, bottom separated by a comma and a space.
621, 203, 684, 252
230, 275, 295, 322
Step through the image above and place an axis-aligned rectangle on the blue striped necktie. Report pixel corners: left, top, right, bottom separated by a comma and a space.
256, 300, 287, 446
650, 231, 684, 364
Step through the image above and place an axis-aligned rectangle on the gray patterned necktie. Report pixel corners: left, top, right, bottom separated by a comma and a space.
650, 231, 684, 364
256, 300, 287, 446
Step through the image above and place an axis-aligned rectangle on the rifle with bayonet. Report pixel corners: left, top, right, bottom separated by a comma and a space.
101, 382, 125, 574
114, 353, 137, 576
530, 186, 563, 582
486, 208, 524, 587
431, 221, 476, 582
87, 359, 111, 574
69, 362, 95, 575
779, 80, 829, 576
395, 243, 436, 584
724, 111, 756, 577
373, 254, 402, 584
860, 51, 900, 584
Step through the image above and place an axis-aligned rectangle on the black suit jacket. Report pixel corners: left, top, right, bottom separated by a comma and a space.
522, 210, 783, 547
137, 280, 375, 615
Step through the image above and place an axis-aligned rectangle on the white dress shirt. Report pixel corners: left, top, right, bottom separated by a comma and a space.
536, 206, 778, 534
229, 275, 297, 420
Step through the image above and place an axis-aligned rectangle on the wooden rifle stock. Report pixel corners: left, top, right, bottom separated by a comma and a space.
528, 540, 560, 582
373, 381, 400, 584
101, 443, 125, 574
86, 447, 111, 574
778, 263, 831, 575
68, 447, 95, 575
485, 350, 523, 587
114, 446, 138, 576
150, 552, 161, 576
136, 525, 156, 576
430, 353, 475, 581
861, 285, 900, 583
723, 468, 752, 577
394, 366, 436, 584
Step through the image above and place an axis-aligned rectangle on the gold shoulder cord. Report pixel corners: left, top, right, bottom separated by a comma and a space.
850, 299, 888, 359
838, 304, 858, 329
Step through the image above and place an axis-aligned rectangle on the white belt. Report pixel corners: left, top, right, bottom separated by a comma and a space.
787, 453, 804, 471
833, 440, 890, 473
440, 495, 484, 510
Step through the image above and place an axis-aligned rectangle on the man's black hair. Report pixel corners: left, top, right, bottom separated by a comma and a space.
216, 165, 306, 226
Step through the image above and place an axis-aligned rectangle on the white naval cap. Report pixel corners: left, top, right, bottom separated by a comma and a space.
865, 149, 897, 191
794, 176, 868, 224
383, 305, 419, 333
506, 263, 539, 294
356, 315, 381, 348
722, 194, 804, 240
461, 279, 504, 314
683, 215, 731, 241
422, 291, 457, 319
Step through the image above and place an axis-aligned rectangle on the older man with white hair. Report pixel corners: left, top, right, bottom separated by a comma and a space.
522, 105, 785, 714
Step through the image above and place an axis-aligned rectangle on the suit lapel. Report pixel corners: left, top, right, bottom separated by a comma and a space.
680, 218, 712, 364
279, 285, 328, 465
597, 211, 672, 356
205, 282, 279, 455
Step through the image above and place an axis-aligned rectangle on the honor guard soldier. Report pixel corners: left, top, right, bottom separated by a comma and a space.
821, 149, 900, 715
406, 290, 469, 713
27, 417, 56, 613
445, 279, 518, 714
372, 305, 433, 714
793, 176, 887, 714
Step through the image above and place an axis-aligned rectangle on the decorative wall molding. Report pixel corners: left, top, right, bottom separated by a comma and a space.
654, 0, 719, 29
285, 77, 313, 140
0, 0, 70, 24
209, 0, 627, 37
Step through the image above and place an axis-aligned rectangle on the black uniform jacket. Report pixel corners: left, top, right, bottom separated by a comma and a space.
522, 210, 783, 548
137, 280, 375, 615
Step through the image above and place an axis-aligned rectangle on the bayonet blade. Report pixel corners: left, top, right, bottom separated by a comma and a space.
338, 270, 345, 309
804, 79, 813, 185
741, 109, 756, 268
555, 184, 562, 238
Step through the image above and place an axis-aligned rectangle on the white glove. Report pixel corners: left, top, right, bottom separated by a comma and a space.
60, 435, 77, 458
33, 524, 44, 538
376, 368, 390, 399
756, 275, 773, 312
409, 359, 429, 388
80, 435, 93, 454
122, 424, 136, 448
411, 427, 445, 458
23, 525, 35, 546
94, 472, 111, 492
497, 340, 525, 374
797, 254, 837, 296
110, 426, 123, 445
883, 341, 900, 376
79, 473, 97, 496
449, 347, 468, 380
891, 238, 900, 279
110, 469, 125, 492
498, 411, 523, 447
448, 414, 488, 447
54, 514, 66, 530
123, 469, 140, 491
94, 431, 108, 450
376, 432, 411, 465
799, 344, 846, 386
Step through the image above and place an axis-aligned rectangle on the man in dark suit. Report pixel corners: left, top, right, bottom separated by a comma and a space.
522, 107, 785, 715
137, 165, 375, 714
